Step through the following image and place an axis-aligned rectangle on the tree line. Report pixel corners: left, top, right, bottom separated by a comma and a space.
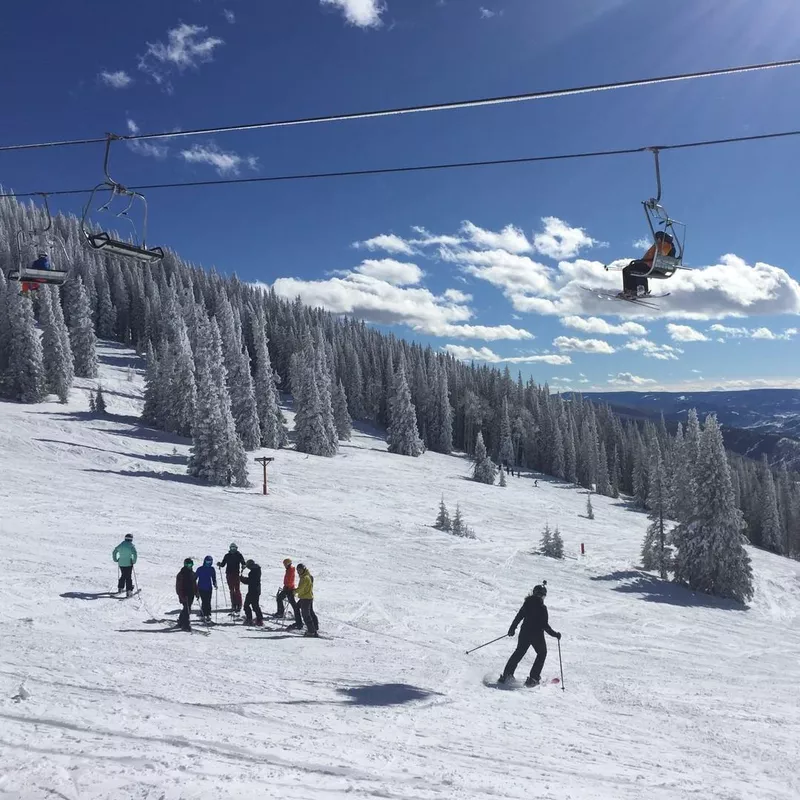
0, 194, 798, 594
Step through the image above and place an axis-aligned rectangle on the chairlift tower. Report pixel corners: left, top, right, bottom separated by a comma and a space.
254, 456, 274, 495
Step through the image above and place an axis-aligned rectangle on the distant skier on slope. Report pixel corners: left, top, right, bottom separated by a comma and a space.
296, 563, 319, 638
112, 533, 137, 597
240, 559, 263, 626
195, 556, 218, 623
499, 582, 561, 687
176, 558, 197, 632
218, 543, 245, 614
276, 558, 302, 629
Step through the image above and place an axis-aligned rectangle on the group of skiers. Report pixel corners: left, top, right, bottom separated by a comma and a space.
112, 537, 319, 637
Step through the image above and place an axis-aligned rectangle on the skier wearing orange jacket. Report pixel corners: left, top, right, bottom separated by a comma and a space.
275, 558, 302, 628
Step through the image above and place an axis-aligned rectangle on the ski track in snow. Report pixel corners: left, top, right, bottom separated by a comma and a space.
0, 342, 798, 799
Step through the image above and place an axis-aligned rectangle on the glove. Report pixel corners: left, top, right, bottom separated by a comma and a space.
555, 631, 562, 640
508, 628, 515, 637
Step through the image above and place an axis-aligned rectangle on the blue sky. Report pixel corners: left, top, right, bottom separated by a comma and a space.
3, 0, 800, 391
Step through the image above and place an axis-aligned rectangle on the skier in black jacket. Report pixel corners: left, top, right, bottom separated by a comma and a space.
218, 544, 246, 613
175, 558, 197, 632
240, 559, 263, 626
499, 582, 561, 686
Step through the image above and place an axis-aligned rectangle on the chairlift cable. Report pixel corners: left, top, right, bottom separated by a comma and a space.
2, 56, 800, 153
3, 126, 800, 200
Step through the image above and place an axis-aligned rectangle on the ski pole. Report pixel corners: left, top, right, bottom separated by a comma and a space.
557, 637, 565, 691
465, 634, 508, 655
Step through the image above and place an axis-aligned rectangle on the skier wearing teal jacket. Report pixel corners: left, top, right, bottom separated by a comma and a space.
113, 534, 138, 596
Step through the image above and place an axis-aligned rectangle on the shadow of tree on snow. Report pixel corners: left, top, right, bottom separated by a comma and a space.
590, 570, 746, 610
83, 468, 203, 485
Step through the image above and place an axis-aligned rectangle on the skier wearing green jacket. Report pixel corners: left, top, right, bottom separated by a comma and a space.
113, 534, 137, 597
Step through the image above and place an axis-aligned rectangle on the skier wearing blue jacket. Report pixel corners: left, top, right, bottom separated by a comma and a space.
195, 556, 218, 622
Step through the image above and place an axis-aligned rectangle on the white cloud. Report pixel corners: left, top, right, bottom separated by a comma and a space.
461, 221, 531, 254
180, 142, 258, 176
271, 272, 532, 341
533, 216, 599, 260
709, 323, 797, 341
479, 7, 497, 18
320, 0, 385, 27
354, 234, 416, 256
354, 259, 423, 286
223, 9, 236, 23
624, 338, 682, 361
632, 237, 652, 250
608, 372, 658, 387
441, 247, 555, 297
410, 226, 463, 247
553, 336, 616, 354
443, 345, 571, 365
560, 315, 648, 336
139, 23, 224, 85
443, 288, 472, 303
666, 323, 709, 342
125, 119, 168, 159
99, 70, 133, 89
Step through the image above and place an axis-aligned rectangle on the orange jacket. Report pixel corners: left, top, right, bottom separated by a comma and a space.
641, 241, 673, 266
283, 565, 297, 590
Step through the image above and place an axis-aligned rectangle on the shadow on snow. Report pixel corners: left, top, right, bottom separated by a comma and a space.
83, 468, 202, 485
34, 438, 186, 465
590, 570, 746, 610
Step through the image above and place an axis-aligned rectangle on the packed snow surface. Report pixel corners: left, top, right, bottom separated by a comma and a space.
1, 344, 799, 799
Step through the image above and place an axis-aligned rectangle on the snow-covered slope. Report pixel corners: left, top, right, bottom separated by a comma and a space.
1, 344, 799, 800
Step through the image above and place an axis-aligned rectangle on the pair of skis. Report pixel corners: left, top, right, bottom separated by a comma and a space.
582, 287, 670, 310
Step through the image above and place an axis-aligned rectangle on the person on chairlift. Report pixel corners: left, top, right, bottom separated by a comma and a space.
620, 231, 675, 299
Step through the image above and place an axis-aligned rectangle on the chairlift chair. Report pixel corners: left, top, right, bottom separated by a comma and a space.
7, 194, 70, 288
629, 148, 687, 280
80, 134, 164, 264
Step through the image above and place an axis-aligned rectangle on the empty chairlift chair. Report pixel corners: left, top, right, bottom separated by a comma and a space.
80, 133, 164, 264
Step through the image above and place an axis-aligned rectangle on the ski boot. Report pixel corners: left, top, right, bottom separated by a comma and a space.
497, 673, 510, 684
126, 590, 133, 598
525, 676, 540, 687
254, 620, 264, 627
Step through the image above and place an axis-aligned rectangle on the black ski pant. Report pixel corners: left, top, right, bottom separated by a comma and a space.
178, 598, 194, 630
276, 587, 300, 619
299, 599, 318, 634
244, 591, 263, 624
503, 632, 547, 681
199, 589, 213, 618
118, 565, 133, 592
622, 262, 649, 294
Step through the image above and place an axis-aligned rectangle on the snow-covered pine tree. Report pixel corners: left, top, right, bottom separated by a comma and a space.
586, 492, 595, 520
758, 455, 782, 554
165, 320, 197, 437
69, 276, 98, 379
426, 362, 453, 454
552, 421, 565, 480
2, 287, 46, 403
39, 285, 74, 403
250, 310, 287, 448
293, 342, 338, 458
228, 344, 261, 450
434, 496, 452, 531
551, 526, 564, 558
332, 378, 352, 441
94, 385, 107, 414
96, 274, 116, 339
141, 341, 161, 425
499, 466, 507, 487
188, 316, 250, 485
596, 440, 611, 497
641, 440, 671, 579
498, 397, 515, 467
451, 504, 464, 536
472, 431, 496, 485
632, 434, 649, 508
672, 414, 753, 603
540, 523, 553, 555
564, 419, 577, 484
386, 360, 424, 457
315, 329, 339, 452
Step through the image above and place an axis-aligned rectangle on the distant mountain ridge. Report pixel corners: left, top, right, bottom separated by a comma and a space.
572, 389, 800, 469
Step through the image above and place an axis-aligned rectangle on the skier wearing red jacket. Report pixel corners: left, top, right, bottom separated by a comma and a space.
275, 558, 302, 629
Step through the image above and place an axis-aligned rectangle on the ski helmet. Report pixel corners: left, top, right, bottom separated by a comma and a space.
297, 563, 306, 572
229, 543, 238, 551
184, 558, 194, 567
124, 534, 133, 541
204, 555, 213, 565
283, 558, 292, 566
532, 582, 547, 599
245, 559, 255, 569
